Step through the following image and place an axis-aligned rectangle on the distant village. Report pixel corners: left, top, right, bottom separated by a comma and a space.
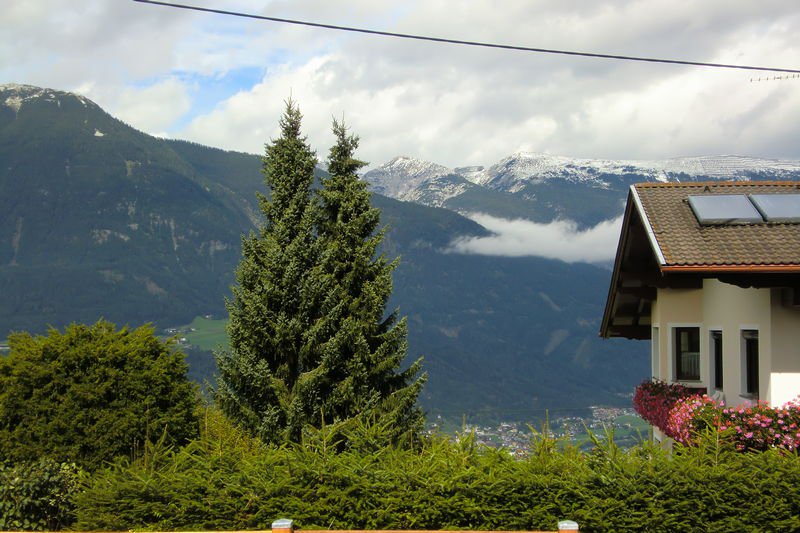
428, 405, 649, 454
465, 407, 647, 453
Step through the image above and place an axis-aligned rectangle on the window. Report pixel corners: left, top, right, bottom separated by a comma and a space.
742, 330, 759, 398
711, 331, 723, 390
651, 326, 660, 379
675, 327, 700, 381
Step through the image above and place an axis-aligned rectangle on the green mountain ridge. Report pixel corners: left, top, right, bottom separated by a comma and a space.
1, 84, 248, 331
0, 84, 647, 422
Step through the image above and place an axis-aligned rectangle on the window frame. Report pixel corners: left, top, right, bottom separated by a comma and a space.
673, 326, 701, 382
710, 330, 723, 391
651, 326, 660, 380
741, 329, 759, 399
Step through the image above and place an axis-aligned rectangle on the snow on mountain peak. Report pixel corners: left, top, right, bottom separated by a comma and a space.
366, 151, 800, 212
383, 156, 452, 177
484, 152, 614, 190
484, 151, 800, 189
1, 84, 95, 114
365, 156, 455, 199
363, 156, 482, 206
454, 165, 491, 185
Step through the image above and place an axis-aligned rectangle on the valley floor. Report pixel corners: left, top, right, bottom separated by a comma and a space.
429, 407, 649, 454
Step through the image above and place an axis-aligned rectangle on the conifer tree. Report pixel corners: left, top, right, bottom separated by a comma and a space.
216, 104, 425, 444
215, 100, 320, 442
311, 120, 426, 442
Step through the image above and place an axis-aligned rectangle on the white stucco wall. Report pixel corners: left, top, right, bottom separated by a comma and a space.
701, 279, 771, 405
769, 289, 800, 406
651, 280, 800, 408
651, 288, 703, 385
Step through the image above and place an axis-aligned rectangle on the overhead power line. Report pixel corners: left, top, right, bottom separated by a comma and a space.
134, 0, 800, 74
751, 74, 800, 82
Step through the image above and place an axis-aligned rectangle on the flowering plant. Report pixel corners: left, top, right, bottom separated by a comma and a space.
633, 379, 699, 433
663, 395, 800, 451
664, 394, 717, 445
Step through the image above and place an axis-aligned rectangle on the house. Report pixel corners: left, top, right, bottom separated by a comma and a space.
601, 182, 800, 423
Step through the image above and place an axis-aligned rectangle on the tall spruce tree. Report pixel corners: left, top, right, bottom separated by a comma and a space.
216, 104, 424, 444
312, 120, 426, 442
215, 100, 320, 442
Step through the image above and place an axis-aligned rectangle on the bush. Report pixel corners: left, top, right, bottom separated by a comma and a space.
0, 459, 85, 531
74, 416, 800, 532
0, 321, 200, 470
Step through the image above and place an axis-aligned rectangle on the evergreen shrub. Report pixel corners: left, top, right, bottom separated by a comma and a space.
75, 415, 800, 533
0, 321, 200, 470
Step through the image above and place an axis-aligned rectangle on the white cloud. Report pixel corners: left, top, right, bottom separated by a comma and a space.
90, 78, 193, 134
174, 0, 800, 168
3, 0, 799, 169
449, 213, 624, 263
0, 1, 191, 87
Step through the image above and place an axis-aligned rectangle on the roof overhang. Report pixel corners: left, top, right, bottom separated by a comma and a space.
631, 184, 666, 266
600, 187, 663, 340
600, 183, 800, 340
660, 265, 800, 274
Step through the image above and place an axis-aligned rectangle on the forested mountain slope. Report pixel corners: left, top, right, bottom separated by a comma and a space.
0, 84, 645, 421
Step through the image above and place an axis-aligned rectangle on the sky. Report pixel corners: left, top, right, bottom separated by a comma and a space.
5, 0, 798, 263
3, 0, 799, 173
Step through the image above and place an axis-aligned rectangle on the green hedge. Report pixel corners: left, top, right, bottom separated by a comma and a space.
74, 414, 800, 533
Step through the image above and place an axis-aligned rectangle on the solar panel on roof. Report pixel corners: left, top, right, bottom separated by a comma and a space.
749, 194, 800, 223
687, 194, 764, 225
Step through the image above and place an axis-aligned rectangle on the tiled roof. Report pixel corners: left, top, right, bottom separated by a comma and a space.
634, 181, 800, 269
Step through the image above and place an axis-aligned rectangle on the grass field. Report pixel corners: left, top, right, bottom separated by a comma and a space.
180, 316, 229, 351
609, 414, 651, 445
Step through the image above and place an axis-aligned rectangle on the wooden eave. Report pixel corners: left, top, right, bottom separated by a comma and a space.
600, 188, 661, 340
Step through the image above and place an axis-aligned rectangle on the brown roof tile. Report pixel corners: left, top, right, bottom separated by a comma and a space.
634, 181, 800, 269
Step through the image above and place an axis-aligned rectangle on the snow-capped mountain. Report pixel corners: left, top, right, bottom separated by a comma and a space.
482, 152, 800, 190
2, 83, 95, 113
364, 152, 800, 226
2, 83, 651, 422
365, 156, 477, 207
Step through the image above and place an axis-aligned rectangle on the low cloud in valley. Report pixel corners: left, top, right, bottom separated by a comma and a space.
450, 213, 624, 263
